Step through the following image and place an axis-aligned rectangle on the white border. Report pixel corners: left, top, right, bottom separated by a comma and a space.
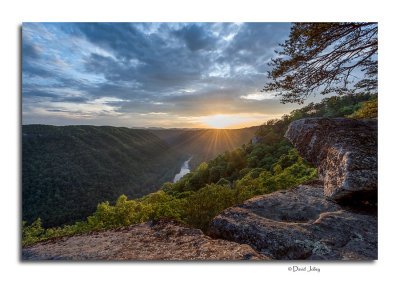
1, 1, 398, 281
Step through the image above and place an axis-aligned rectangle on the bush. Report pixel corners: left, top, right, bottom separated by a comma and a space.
348, 97, 377, 119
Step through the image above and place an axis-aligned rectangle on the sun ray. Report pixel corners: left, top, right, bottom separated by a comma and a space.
221, 129, 237, 152
205, 129, 219, 161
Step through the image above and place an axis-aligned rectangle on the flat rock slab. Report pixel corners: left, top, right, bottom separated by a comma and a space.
284, 118, 377, 202
22, 218, 269, 261
209, 181, 377, 260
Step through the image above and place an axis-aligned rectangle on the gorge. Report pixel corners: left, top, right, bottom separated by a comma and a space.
22, 117, 377, 260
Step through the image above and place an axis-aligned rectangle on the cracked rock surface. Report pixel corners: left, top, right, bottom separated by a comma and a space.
209, 181, 377, 260
284, 117, 377, 202
22, 218, 269, 260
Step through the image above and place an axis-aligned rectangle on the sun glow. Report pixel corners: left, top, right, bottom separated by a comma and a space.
200, 114, 246, 129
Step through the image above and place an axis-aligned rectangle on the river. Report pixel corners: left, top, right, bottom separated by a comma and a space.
173, 157, 192, 182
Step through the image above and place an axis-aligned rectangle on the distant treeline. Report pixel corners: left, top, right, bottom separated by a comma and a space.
23, 93, 377, 245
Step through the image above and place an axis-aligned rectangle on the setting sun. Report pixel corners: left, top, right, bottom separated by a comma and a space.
201, 114, 245, 129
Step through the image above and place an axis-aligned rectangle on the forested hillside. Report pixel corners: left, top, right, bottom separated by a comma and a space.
22, 125, 185, 227
22, 93, 377, 245
150, 127, 259, 169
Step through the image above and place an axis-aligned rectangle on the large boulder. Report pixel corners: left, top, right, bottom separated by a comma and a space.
284, 118, 377, 202
209, 181, 377, 260
22, 218, 269, 260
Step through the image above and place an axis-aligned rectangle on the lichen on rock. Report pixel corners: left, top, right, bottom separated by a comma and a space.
284, 117, 377, 203
209, 182, 377, 260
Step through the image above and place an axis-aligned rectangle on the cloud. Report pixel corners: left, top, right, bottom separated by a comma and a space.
22, 22, 299, 127
173, 24, 217, 51
240, 92, 277, 101
22, 41, 41, 59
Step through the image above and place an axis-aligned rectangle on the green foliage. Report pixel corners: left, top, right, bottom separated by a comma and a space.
348, 96, 378, 119
85, 191, 187, 231
22, 94, 370, 246
22, 217, 91, 246
22, 125, 185, 228
216, 178, 231, 187
183, 184, 236, 230
22, 218, 44, 246
235, 149, 317, 199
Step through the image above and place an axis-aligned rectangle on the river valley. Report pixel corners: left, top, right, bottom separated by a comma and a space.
173, 157, 192, 182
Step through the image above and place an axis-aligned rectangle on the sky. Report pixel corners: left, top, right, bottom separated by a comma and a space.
22, 22, 307, 129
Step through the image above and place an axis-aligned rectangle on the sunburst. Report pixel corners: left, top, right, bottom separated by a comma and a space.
201, 114, 243, 129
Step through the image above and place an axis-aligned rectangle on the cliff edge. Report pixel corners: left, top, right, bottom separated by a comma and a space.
22, 218, 269, 260
284, 117, 377, 202
209, 118, 377, 260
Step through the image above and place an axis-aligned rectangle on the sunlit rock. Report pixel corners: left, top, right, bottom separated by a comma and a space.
22, 218, 270, 260
284, 117, 377, 202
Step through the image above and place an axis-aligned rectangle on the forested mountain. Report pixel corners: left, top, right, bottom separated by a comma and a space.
150, 127, 259, 169
22, 93, 377, 245
22, 125, 185, 227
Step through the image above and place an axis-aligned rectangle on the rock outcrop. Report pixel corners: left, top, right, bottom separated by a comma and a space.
22, 218, 269, 260
209, 118, 377, 260
209, 180, 377, 260
23, 118, 378, 261
284, 118, 377, 202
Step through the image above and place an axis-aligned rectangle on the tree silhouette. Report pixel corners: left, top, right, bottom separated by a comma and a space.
264, 23, 378, 104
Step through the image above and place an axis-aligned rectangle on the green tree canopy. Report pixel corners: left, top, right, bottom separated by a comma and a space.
264, 22, 378, 104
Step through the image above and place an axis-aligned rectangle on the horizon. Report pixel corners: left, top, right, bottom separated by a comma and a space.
22, 22, 325, 129
22, 122, 263, 130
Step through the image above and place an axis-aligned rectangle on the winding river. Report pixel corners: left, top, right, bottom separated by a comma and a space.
173, 157, 192, 182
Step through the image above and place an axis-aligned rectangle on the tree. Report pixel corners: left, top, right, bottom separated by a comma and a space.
263, 23, 378, 104
349, 96, 378, 119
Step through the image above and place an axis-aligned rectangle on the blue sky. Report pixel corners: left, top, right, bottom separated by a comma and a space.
22, 22, 306, 128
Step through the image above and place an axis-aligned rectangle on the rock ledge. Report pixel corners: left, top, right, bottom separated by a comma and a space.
284, 117, 377, 202
209, 181, 377, 260
22, 218, 269, 260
